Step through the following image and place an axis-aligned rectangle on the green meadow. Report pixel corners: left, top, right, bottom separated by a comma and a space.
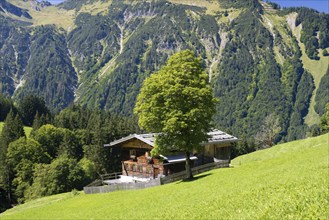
1, 133, 328, 219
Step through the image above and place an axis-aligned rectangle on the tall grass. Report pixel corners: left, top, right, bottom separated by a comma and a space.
1, 133, 328, 219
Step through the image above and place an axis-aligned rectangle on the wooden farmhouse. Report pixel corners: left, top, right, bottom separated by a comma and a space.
104, 129, 238, 179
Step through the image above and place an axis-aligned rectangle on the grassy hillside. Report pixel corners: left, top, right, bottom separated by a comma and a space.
292, 24, 329, 126
0, 122, 32, 137
1, 133, 328, 219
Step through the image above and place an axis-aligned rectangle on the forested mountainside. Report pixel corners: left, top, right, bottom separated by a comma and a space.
0, 0, 328, 142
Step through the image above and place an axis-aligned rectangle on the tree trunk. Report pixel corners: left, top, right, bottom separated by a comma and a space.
185, 151, 193, 180
7, 178, 11, 203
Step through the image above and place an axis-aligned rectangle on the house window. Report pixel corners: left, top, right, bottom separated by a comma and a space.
130, 150, 136, 159
132, 164, 136, 172
216, 147, 229, 160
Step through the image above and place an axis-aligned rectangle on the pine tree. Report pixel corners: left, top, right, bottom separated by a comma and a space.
83, 111, 110, 174
1, 110, 25, 146
320, 103, 329, 134
19, 95, 50, 126
0, 109, 25, 203
32, 112, 41, 132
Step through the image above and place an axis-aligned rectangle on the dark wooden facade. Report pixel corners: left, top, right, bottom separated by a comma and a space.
117, 140, 231, 178
122, 154, 166, 178
118, 139, 165, 178
105, 131, 237, 178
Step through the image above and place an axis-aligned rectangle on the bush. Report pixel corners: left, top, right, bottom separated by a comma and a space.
78, 157, 97, 184
25, 155, 85, 201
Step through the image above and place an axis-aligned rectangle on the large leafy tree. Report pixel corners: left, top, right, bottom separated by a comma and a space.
134, 50, 217, 179
25, 155, 84, 201
31, 124, 82, 160
7, 137, 50, 201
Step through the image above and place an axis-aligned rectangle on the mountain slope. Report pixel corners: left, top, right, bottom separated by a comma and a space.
0, 0, 32, 19
0, 0, 328, 141
1, 133, 328, 219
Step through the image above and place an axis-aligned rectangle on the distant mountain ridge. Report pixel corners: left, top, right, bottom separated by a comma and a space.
0, 0, 328, 142
0, 0, 31, 18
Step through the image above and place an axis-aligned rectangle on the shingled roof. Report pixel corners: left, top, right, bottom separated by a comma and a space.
207, 129, 238, 144
104, 129, 238, 147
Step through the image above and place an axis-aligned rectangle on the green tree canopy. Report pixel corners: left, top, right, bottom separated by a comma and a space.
7, 137, 50, 201
134, 50, 217, 179
320, 103, 329, 134
1, 110, 25, 147
31, 124, 82, 159
18, 95, 50, 126
7, 137, 50, 171
0, 109, 25, 203
0, 94, 15, 122
25, 155, 84, 200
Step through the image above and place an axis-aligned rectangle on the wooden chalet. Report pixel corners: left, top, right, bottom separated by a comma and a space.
104, 129, 238, 179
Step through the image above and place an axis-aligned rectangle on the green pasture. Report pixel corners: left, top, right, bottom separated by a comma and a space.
1, 133, 328, 219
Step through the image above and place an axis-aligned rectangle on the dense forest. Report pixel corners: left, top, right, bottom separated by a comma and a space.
0, 94, 141, 211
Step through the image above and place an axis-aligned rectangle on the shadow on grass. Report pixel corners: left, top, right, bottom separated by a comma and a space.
176, 173, 212, 184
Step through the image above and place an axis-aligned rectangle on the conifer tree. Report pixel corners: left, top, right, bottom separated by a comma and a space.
19, 95, 50, 126
0, 94, 14, 122
320, 103, 329, 134
1, 110, 25, 146
32, 112, 42, 132
0, 109, 25, 203
84, 111, 110, 174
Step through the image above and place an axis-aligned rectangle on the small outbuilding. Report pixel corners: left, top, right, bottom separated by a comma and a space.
104, 129, 238, 179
